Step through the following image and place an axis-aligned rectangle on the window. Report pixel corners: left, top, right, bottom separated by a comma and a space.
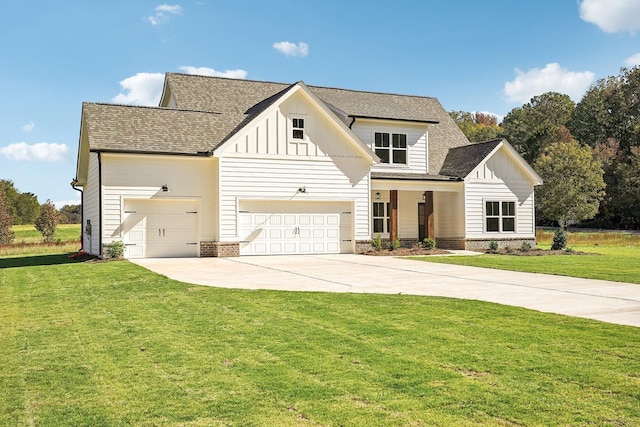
374, 132, 407, 164
292, 118, 304, 139
373, 202, 390, 233
485, 201, 515, 232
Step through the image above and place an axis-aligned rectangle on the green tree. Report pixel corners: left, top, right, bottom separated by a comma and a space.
59, 204, 81, 224
0, 180, 40, 224
534, 140, 606, 228
502, 92, 575, 164
449, 111, 503, 142
35, 199, 59, 242
570, 67, 640, 228
0, 189, 15, 245
570, 67, 640, 152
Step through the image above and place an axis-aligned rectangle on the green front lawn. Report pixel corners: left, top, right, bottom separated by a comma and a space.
1, 255, 639, 425
413, 244, 640, 284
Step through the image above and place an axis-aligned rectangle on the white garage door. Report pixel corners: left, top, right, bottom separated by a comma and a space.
238, 201, 353, 256
123, 199, 198, 258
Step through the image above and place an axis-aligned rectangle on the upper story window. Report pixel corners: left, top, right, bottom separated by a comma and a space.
486, 201, 515, 232
292, 118, 304, 139
374, 132, 407, 164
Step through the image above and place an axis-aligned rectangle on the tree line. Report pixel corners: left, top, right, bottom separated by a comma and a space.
451, 66, 640, 229
0, 180, 81, 245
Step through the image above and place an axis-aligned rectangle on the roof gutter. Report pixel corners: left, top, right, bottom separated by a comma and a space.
89, 149, 213, 157
70, 179, 84, 252
348, 115, 439, 125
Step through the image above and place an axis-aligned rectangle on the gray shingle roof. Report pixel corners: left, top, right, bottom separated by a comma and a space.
439, 139, 503, 178
83, 73, 472, 174
162, 73, 471, 173
82, 103, 242, 155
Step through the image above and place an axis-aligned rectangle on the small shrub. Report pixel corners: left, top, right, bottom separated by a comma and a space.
565, 247, 575, 254
488, 239, 498, 251
521, 241, 532, 252
370, 234, 383, 251
35, 199, 59, 243
421, 238, 436, 249
551, 229, 567, 250
389, 238, 401, 251
505, 246, 513, 254
105, 240, 125, 259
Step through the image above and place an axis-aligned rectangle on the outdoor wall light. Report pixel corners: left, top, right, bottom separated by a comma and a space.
297, 187, 307, 193
375, 191, 381, 200
422, 192, 426, 201
162, 185, 169, 192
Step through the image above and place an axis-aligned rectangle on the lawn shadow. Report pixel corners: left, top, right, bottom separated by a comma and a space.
0, 253, 84, 269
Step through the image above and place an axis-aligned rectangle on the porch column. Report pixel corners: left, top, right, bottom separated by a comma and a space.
389, 190, 398, 242
424, 191, 434, 239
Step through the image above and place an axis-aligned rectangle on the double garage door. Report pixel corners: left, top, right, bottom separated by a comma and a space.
238, 201, 353, 256
123, 199, 198, 258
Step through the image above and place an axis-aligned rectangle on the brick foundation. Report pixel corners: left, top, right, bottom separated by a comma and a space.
355, 240, 372, 253
436, 238, 467, 250
200, 241, 240, 257
357, 238, 421, 253
464, 238, 536, 251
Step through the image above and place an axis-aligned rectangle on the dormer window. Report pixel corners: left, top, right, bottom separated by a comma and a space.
375, 132, 407, 164
292, 118, 304, 139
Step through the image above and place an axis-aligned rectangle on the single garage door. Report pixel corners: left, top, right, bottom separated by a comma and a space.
123, 199, 198, 258
238, 201, 353, 256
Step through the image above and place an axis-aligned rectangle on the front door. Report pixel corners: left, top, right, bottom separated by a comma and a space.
418, 203, 425, 242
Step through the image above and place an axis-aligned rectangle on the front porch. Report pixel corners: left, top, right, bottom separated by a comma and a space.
371, 173, 465, 249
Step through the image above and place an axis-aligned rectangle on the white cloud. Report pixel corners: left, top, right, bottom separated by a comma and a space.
148, 4, 182, 25
273, 41, 309, 58
625, 53, 640, 66
53, 199, 81, 209
503, 63, 595, 104
112, 72, 165, 106
579, 0, 640, 33
22, 120, 35, 132
178, 66, 248, 79
0, 142, 69, 162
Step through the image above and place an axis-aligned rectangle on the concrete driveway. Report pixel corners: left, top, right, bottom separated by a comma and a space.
131, 254, 640, 328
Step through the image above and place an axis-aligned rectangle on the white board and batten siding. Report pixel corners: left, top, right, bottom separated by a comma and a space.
97, 153, 217, 258
465, 148, 536, 238
351, 120, 429, 174
217, 90, 372, 250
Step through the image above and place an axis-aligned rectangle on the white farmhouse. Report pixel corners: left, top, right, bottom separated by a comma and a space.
73, 73, 542, 258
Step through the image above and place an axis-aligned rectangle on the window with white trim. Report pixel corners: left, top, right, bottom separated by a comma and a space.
373, 202, 390, 234
486, 201, 515, 232
292, 118, 304, 139
374, 132, 407, 164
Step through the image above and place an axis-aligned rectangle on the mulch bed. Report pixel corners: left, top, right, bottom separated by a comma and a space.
361, 247, 595, 256
484, 248, 595, 256
361, 246, 451, 256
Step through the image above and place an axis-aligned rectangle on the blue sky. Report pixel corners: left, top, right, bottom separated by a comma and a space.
1, 0, 639, 207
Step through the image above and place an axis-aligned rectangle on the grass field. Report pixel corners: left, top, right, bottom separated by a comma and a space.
0, 224, 81, 257
1, 254, 639, 425
413, 230, 640, 284
11, 224, 80, 244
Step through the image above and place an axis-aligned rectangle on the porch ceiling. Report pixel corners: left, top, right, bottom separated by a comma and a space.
372, 177, 463, 192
